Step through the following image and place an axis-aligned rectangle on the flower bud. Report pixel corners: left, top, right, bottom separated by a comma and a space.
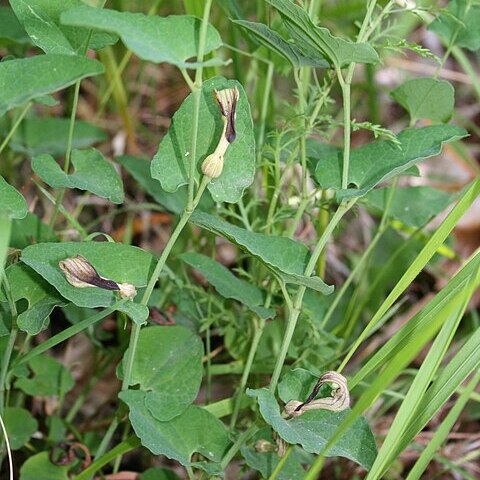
214, 87, 239, 143
118, 282, 137, 299
201, 152, 224, 179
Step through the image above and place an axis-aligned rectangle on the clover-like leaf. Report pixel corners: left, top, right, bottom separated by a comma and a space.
181, 252, 275, 319
248, 388, 377, 471
0, 54, 104, 117
32, 149, 124, 203
190, 211, 333, 294
21, 242, 155, 324
152, 76, 255, 204
61, 6, 222, 68
119, 325, 203, 422
314, 125, 468, 199
391, 78, 455, 123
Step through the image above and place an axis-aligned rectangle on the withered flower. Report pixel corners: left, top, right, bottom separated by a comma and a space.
59, 255, 137, 299
284, 371, 350, 417
201, 87, 239, 179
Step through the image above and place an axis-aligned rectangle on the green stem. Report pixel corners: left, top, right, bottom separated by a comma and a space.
268, 447, 293, 480
50, 80, 82, 228
187, 0, 213, 210
451, 46, 480, 101
0, 102, 32, 156
269, 200, 356, 391
220, 424, 258, 469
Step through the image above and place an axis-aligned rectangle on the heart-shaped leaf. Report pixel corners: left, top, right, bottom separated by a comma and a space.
0, 54, 104, 117
0, 175, 27, 219
10, 0, 117, 55
32, 149, 124, 203
3, 407, 38, 450
248, 388, 377, 471
391, 78, 455, 123
190, 211, 333, 295
314, 125, 468, 199
19, 452, 69, 480
181, 252, 275, 319
21, 242, 155, 324
152, 76, 255, 204
61, 6, 222, 68
119, 325, 203, 422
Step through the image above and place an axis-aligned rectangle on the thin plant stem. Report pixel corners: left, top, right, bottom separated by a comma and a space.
268, 446, 293, 480
270, 199, 356, 391
0, 102, 32, 156
187, 0, 213, 211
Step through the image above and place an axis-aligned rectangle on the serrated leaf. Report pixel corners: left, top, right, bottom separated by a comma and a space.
362, 186, 456, 228
15, 354, 74, 396
314, 125, 468, 199
0, 54, 104, 117
248, 388, 377, 471
391, 78, 455, 123
0, 175, 27, 219
0, 6, 30, 45
21, 242, 155, 324
32, 148, 124, 203
3, 407, 38, 449
61, 6, 222, 68
0, 263, 66, 335
8, 117, 106, 157
117, 156, 214, 215
181, 252, 275, 319
125, 399, 229, 471
10, 0, 117, 55
119, 326, 203, 422
267, 0, 379, 68
152, 76, 255, 204
190, 211, 333, 294
233, 19, 328, 68
19, 452, 69, 480
429, 0, 480, 52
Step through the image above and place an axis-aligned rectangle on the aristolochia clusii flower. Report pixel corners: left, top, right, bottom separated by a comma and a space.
59, 255, 137, 299
201, 86, 239, 179
284, 371, 350, 417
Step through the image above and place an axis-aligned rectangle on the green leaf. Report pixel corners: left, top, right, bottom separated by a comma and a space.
278, 368, 320, 404
362, 186, 456, 228
10, 0, 117, 55
0, 54, 104, 117
19, 452, 69, 480
390, 78, 455, 123
180, 252, 275, 319
248, 388, 377, 471
190, 211, 333, 294
151, 76, 255, 204
233, 19, 329, 68
429, 0, 480, 52
32, 149, 124, 203
21, 242, 155, 324
267, 0, 379, 68
117, 155, 214, 215
61, 6, 222, 68
15, 354, 74, 396
3, 407, 38, 450
0, 6, 30, 45
11, 213, 58, 249
314, 125, 468, 199
1, 263, 66, 335
126, 399, 230, 471
241, 428, 307, 479
119, 325, 203, 422
0, 175, 27, 219
142, 468, 181, 480
8, 117, 106, 157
